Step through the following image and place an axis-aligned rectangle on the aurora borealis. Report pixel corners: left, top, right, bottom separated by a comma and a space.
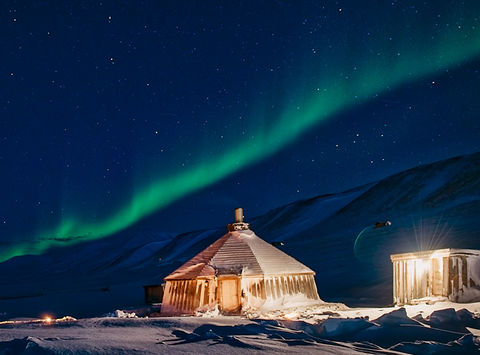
2, 1, 480, 262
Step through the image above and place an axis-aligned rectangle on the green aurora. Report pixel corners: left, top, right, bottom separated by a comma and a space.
2, 14, 480, 262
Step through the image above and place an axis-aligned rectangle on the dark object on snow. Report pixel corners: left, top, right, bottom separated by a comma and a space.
374, 221, 391, 228
143, 284, 164, 304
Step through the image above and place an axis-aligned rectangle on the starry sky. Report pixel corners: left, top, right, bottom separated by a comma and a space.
1, 1, 480, 261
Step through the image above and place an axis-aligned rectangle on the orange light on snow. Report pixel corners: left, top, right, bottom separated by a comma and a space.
284, 312, 298, 320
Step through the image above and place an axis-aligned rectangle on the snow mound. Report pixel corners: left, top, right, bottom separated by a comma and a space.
114, 310, 137, 318
170, 325, 264, 350
391, 333, 480, 354
244, 301, 348, 320
195, 305, 221, 318
314, 317, 372, 338
373, 307, 421, 326
457, 308, 480, 329
426, 308, 469, 333
0, 336, 53, 354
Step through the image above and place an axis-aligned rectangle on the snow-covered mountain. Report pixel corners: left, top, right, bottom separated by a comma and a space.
1, 152, 479, 318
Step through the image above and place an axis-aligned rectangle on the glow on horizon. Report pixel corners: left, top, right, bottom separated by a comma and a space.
2, 23, 480, 262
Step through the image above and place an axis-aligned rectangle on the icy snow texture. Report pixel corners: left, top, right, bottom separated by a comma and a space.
2, 303, 480, 354
114, 310, 137, 318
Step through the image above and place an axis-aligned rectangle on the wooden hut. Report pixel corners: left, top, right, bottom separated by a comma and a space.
391, 248, 480, 305
161, 208, 321, 315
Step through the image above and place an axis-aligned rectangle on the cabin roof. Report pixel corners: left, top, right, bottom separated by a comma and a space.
390, 248, 480, 261
164, 229, 314, 280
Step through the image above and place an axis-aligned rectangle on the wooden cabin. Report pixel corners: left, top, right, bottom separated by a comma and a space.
161, 208, 321, 315
391, 249, 480, 305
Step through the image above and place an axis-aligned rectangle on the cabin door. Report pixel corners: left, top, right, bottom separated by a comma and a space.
431, 258, 443, 296
414, 260, 429, 299
218, 278, 240, 314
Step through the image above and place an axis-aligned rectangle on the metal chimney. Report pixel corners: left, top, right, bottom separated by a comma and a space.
234, 207, 244, 223
227, 207, 250, 231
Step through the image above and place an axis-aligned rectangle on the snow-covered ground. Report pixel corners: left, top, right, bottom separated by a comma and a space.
1, 301, 480, 354
0, 317, 367, 354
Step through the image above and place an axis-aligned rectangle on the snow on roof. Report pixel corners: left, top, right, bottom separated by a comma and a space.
164, 229, 314, 280
390, 248, 480, 261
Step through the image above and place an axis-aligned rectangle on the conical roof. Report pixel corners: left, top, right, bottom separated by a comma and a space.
164, 229, 314, 280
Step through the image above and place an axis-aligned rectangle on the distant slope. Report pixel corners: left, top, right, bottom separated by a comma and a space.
283, 152, 480, 305
0, 152, 479, 318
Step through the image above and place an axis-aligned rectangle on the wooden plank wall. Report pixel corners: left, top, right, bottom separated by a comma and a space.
162, 273, 320, 314
264, 274, 319, 300
161, 278, 216, 314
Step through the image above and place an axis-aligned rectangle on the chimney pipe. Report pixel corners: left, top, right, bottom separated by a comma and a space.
227, 207, 249, 231
234, 208, 244, 223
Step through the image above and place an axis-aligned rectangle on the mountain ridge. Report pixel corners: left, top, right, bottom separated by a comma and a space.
0, 151, 479, 318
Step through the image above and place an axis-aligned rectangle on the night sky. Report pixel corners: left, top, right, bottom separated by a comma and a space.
1, 1, 480, 261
